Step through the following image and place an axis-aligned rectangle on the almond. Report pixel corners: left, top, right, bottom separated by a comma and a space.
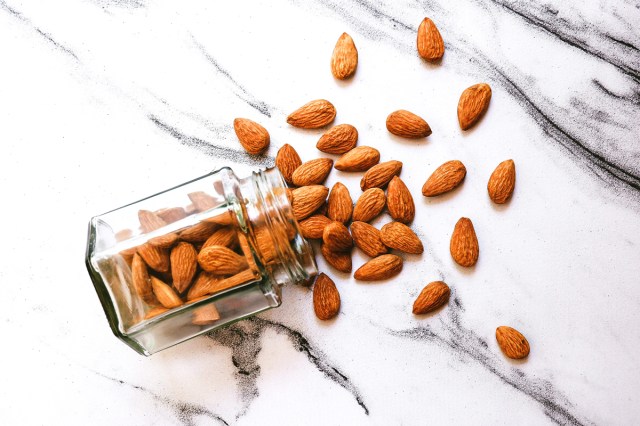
204, 210, 235, 226
291, 158, 334, 186
417, 17, 444, 61
202, 226, 238, 250
233, 118, 270, 155
413, 281, 450, 314
150, 276, 183, 309
350, 221, 388, 258
313, 273, 341, 320
187, 270, 258, 300
138, 210, 166, 233
450, 217, 479, 267
132, 252, 154, 304
291, 185, 329, 220
354, 254, 403, 281
287, 99, 336, 129
298, 214, 332, 239
179, 221, 218, 242
458, 83, 492, 130
496, 326, 530, 359
323, 221, 353, 252
188, 191, 218, 212
487, 159, 516, 204
380, 222, 424, 254
334, 146, 380, 172
327, 182, 353, 223
144, 306, 169, 320
360, 160, 403, 190
198, 245, 249, 275
275, 144, 302, 185
352, 188, 386, 223
192, 303, 221, 326
422, 160, 467, 197
137, 243, 170, 273
155, 207, 187, 224
316, 124, 358, 154
331, 32, 358, 80
387, 176, 415, 224
321, 244, 352, 273
386, 110, 432, 138
148, 232, 179, 249
170, 242, 198, 293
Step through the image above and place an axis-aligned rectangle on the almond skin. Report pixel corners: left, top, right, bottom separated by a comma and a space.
321, 244, 352, 273
387, 176, 415, 224
137, 243, 170, 273
275, 144, 302, 185
291, 158, 333, 186
450, 217, 479, 267
334, 146, 380, 172
331, 33, 358, 80
197, 245, 249, 275
496, 326, 530, 359
170, 242, 198, 293
360, 160, 403, 190
313, 273, 341, 320
233, 118, 270, 155
179, 221, 218, 243
323, 221, 353, 252
298, 214, 332, 239
417, 17, 444, 61
380, 222, 424, 254
352, 188, 386, 223
291, 185, 329, 220
148, 232, 179, 249
191, 303, 221, 326
354, 254, 403, 281
202, 226, 238, 250
188, 191, 218, 212
188, 270, 257, 300
155, 207, 187, 224
350, 221, 388, 258
488, 159, 516, 204
132, 252, 155, 304
138, 209, 166, 233
317, 124, 358, 154
327, 182, 353, 223
386, 110, 432, 138
287, 99, 336, 129
422, 160, 467, 197
413, 281, 450, 314
150, 276, 183, 309
458, 83, 492, 130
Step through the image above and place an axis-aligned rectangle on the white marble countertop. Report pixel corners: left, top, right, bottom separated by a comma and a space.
2, 0, 639, 424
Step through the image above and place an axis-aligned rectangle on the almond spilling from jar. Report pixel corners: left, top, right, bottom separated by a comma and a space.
457, 83, 492, 130
287, 99, 336, 129
450, 217, 479, 267
298, 214, 332, 239
334, 146, 380, 172
233, 118, 270, 155
417, 17, 444, 61
350, 221, 388, 258
275, 144, 302, 185
354, 254, 403, 281
386, 110, 432, 138
313, 273, 341, 320
352, 188, 386, 223
330, 32, 358, 80
321, 244, 352, 273
380, 222, 424, 254
323, 221, 353, 252
412, 281, 450, 314
291, 185, 329, 220
487, 159, 516, 204
317, 124, 358, 154
422, 160, 467, 197
360, 160, 403, 190
387, 176, 415, 224
496, 326, 530, 359
327, 182, 353, 223
292, 158, 334, 186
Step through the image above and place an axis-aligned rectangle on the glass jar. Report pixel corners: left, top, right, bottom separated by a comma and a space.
85, 167, 317, 355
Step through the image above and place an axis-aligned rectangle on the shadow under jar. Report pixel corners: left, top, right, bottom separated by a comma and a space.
85, 167, 316, 355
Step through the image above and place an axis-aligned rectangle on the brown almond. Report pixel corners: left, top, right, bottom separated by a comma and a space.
417, 17, 444, 61
275, 144, 302, 185
331, 32, 358, 80
192, 303, 221, 326
458, 83, 492, 130
488, 159, 516, 204
313, 273, 341, 320
132, 252, 154, 304
386, 110, 432, 138
450, 217, 479, 267
317, 124, 358, 154
138, 210, 166, 233
202, 226, 238, 250
233, 118, 270, 155
204, 210, 236, 226
352, 188, 386, 223
155, 207, 187, 224
291, 185, 329, 220
387, 176, 415, 224
354, 254, 403, 281
323, 221, 353, 252
170, 242, 198, 293
150, 276, 183, 309
350, 221, 388, 258
321, 244, 352, 273
188, 191, 217, 212
298, 214, 332, 239
360, 160, 403, 190
144, 306, 169, 320
412, 281, 450, 314
179, 221, 218, 242
291, 158, 334, 186
188, 270, 258, 300
422, 160, 467, 197
327, 182, 353, 223
496, 326, 530, 359
137, 243, 170, 273
334, 146, 380, 172
287, 99, 336, 129
198, 245, 249, 275
380, 222, 424, 254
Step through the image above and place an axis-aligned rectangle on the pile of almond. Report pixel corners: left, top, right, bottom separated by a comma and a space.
233, 18, 527, 360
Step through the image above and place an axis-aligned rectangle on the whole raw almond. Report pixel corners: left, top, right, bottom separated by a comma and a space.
323, 221, 353, 252
360, 160, 403, 190
331, 32, 358, 80
450, 217, 479, 267
354, 254, 403, 281
334, 146, 380, 172
422, 160, 467, 197
387, 176, 415, 224
292, 158, 334, 186
233, 118, 270, 155
317, 124, 358, 154
138, 209, 166, 233
496, 326, 530, 359
179, 221, 218, 242
412, 281, 450, 314
327, 182, 353, 223
156, 207, 187, 224
137, 243, 170, 273
187, 272, 222, 300
287, 99, 336, 129
298, 214, 332, 239
132, 252, 154, 304
313, 273, 341, 320
417, 17, 444, 61
352, 188, 386, 223
380, 221, 424, 254
192, 303, 221, 326
291, 185, 329, 220
275, 144, 302, 185
458, 83, 492, 130
198, 245, 249, 275
202, 226, 238, 250
170, 242, 198, 293
321, 244, 352, 273
148, 232, 179, 249
350, 221, 388, 258
386, 110, 432, 138
488, 159, 516, 204
188, 191, 217, 212
150, 276, 183, 309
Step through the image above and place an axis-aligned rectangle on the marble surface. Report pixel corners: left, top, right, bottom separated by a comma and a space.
1, 0, 639, 424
